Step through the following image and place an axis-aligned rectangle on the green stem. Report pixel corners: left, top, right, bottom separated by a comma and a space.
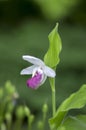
52, 87, 56, 116
14, 118, 22, 130
7, 120, 11, 130
42, 111, 46, 130
28, 115, 34, 130
49, 78, 56, 116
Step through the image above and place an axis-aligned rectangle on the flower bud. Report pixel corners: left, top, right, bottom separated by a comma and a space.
24, 106, 30, 116
5, 113, 12, 122
37, 121, 43, 129
1, 123, 6, 130
5, 81, 16, 95
13, 92, 19, 99
16, 106, 25, 119
42, 103, 48, 113
7, 102, 14, 113
29, 114, 35, 124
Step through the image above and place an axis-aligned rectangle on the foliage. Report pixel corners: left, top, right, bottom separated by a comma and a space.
57, 115, 86, 130
44, 23, 62, 68
44, 23, 86, 130
49, 84, 86, 130
0, 0, 85, 24
34, 0, 80, 20
0, 21, 86, 110
0, 22, 86, 130
0, 81, 48, 130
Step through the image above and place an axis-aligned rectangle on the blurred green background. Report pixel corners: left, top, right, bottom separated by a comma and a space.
0, 0, 86, 124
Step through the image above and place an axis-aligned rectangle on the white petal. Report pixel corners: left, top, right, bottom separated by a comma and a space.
40, 74, 47, 85
22, 55, 44, 66
44, 66, 56, 77
20, 65, 36, 75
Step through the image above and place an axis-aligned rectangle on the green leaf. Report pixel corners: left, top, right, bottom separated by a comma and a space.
49, 84, 86, 130
44, 23, 62, 68
58, 115, 86, 130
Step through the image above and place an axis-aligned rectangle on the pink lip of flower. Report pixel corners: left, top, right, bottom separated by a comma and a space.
20, 55, 56, 89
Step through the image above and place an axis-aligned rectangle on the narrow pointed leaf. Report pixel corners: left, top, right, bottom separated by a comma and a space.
44, 23, 62, 68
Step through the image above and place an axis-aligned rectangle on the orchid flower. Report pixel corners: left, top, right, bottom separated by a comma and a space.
20, 55, 56, 89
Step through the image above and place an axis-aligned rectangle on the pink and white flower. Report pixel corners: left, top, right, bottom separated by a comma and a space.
20, 55, 56, 89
